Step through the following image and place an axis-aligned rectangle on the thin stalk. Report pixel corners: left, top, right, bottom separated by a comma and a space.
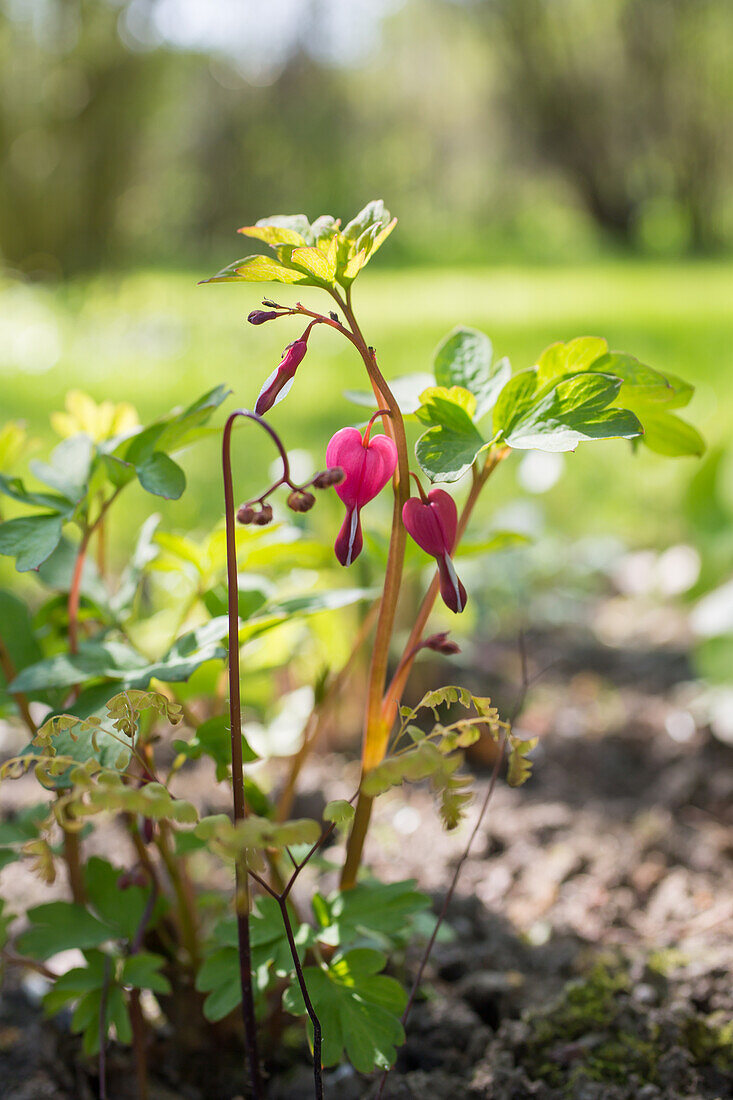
0, 635, 36, 737
333, 287, 411, 888
98, 955, 111, 1100
62, 824, 86, 905
155, 825, 200, 968
68, 528, 91, 655
278, 897, 323, 1100
128, 991, 149, 1100
223, 410, 269, 1100
382, 450, 507, 726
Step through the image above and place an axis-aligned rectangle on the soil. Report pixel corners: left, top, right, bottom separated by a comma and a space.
1, 624, 732, 1100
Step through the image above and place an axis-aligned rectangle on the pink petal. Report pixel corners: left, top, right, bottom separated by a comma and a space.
326, 428, 397, 509
427, 489, 458, 553
254, 339, 307, 415
402, 497, 448, 558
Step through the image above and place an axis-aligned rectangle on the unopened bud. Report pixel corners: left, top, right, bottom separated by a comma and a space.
248, 309, 281, 325
287, 490, 315, 513
312, 467, 345, 489
141, 817, 155, 845
423, 631, 461, 656
253, 503, 273, 526
237, 504, 256, 524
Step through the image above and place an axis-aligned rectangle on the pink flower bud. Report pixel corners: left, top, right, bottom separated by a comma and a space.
403, 488, 467, 613
326, 425, 398, 566
255, 336, 309, 415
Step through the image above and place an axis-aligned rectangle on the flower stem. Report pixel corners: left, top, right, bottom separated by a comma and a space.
333, 288, 411, 887
223, 410, 265, 1100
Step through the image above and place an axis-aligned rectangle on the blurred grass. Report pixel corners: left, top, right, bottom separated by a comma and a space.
1, 260, 730, 555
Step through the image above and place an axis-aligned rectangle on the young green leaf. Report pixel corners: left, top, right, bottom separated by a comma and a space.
313, 880, 431, 948
0, 514, 64, 572
136, 452, 186, 500
495, 371, 642, 452
17, 902, 110, 959
434, 327, 511, 419
283, 948, 407, 1073
323, 800, 355, 829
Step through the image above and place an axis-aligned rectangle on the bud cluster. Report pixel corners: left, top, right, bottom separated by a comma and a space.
237, 502, 273, 526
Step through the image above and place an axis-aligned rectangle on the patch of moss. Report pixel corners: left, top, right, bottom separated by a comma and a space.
682, 1014, 733, 1074
518, 957, 731, 1093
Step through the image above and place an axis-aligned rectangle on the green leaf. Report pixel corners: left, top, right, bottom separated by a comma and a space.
0, 514, 64, 571
280, 244, 336, 284
202, 255, 308, 285
496, 371, 642, 452
0, 802, 48, 846
636, 412, 705, 457
590, 352, 693, 410
338, 201, 396, 285
197, 897, 310, 1020
136, 452, 186, 500
416, 385, 478, 426
120, 385, 230, 467
84, 857, 160, 941
17, 902, 110, 959
507, 737, 538, 787
535, 337, 609, 387
120, 952, 171, 994
283, 948, 407, 1072
362, 741, 447, 797
323, 800, 355, 830
314, 879, 431, 948
30, 434, 93, 502
434, 327, 511, 419
238, 217, 309, 247
415, 420, 486, 484
11, 622, 227, 695
173, 715, 258, 783
0, 590, 42, 704
0, 472, 74, 514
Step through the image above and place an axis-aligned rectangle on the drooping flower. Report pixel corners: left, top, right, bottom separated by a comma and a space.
255, 337, 309, 415
402, 487, 467, 613
326, 422, 397, 566
255, 318, 321, 416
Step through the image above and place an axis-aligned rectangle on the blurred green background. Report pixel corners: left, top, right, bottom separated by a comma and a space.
1, 0, 732, 551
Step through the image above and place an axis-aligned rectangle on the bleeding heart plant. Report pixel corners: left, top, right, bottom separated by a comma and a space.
0, 201, 704, 1100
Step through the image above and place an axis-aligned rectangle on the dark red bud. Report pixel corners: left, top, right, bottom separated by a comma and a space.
253, 503, 273, 525
287, 490, 315, 513
312, 467, 345, 489
237, 504, 256, 524
141, 817, 155, 845
248, 309, 281, 325
423, 632, 461, 656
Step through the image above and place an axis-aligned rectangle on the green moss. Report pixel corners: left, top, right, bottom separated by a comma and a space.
518, 957, 732, 1092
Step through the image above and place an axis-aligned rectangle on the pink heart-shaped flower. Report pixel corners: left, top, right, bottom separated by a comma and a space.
326, 425, 397, 567
402, 488, 458, 557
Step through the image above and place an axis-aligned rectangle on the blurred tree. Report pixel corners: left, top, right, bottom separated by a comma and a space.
486, 0, 733, 250
0, 0, 169, 273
